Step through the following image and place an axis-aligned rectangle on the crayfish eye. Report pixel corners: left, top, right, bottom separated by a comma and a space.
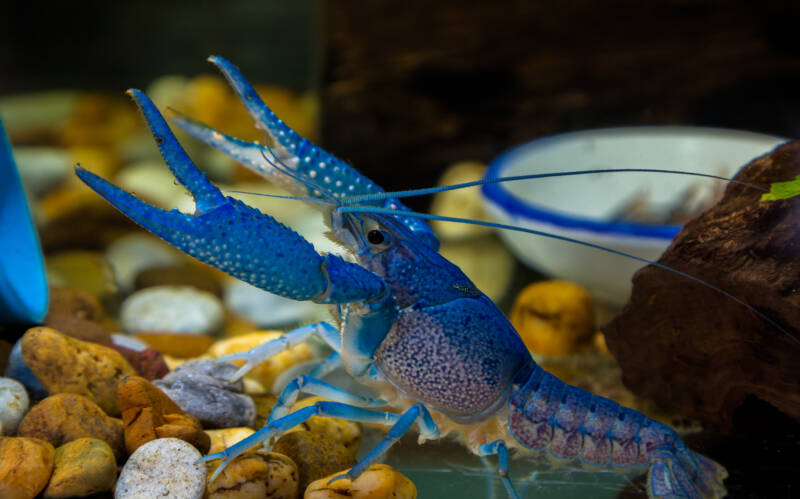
367, 229, 385, 245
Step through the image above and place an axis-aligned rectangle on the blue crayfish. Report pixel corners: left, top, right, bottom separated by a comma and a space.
76, 56, 728, 498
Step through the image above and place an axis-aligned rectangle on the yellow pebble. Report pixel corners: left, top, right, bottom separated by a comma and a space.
305, 464, 416, 499
592, 331, 614, 357
208, 332, 314, 389
510, 280, 595, 356
287, 397, 362, 459
223, 314, 260, 338
181, 75, 318, 145
429, 161, 491, 241
45, 251, 117, 302
206, 451, 298, 499
205, 427, 256, 455
251, 393, 279, 429
38, 185, 117, 228
438, 235, 514, 303
58, 94, 139, 147
67, 146, 120, 186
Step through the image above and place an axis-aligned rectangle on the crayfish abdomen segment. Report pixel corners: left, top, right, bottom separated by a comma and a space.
374, 296, 530, 422
508, 368, 728, 498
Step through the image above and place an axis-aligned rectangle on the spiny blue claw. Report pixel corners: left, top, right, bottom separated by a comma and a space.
75, 91, 328, 301
77, 92, 390, 305
126, 89, 226, 214
197, 451, 235, 483
196, 452, 223, 464
203, 56, 441, 250
76, 167, 174, 226
208, 56, 293, 145
76, 165, 329, 300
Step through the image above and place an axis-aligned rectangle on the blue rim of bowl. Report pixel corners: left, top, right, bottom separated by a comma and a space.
482, 126, 783, 240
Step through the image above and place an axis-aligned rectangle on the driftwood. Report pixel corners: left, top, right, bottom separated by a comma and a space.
603, 141, 800, 428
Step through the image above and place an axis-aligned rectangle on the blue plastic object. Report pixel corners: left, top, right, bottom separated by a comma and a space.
0, 118, 48, 324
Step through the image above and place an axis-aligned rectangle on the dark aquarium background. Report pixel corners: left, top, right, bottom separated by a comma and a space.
3, 0, 800, 195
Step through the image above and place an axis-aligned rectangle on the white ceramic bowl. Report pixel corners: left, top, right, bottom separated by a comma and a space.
481, 127, 785, 305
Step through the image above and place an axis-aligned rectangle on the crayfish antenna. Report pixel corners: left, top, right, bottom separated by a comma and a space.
342, 205, 798, 346
342, 168, 768, 206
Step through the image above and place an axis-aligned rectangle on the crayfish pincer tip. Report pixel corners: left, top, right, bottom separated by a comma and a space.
327, 473, 352, 485
196, 454, 219, 464
207, 55, 225, 65
124, 88, 141, 100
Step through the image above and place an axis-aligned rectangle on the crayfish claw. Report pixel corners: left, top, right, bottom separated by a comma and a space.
214, 351, 250, 363
75, 166, 192, 233
213, 353, 262, 382
207, 56, 283, 137
197, 449, 236, 483
230, 362, 255, 382
195, 451, 225, 464
209, 354, 252, 383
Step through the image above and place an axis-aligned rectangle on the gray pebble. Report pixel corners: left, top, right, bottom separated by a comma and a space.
3, 340, 47, 401
0, 377, 29, 435
115, 438, 206, 499
154, 360, 255, 429
120, 285, 224, 334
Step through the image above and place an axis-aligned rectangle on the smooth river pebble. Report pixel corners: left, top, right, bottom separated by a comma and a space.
120, 286, 224, 335
118, 376, 209, 455
306, 464, 417, 499
21, 327, 136, 416
43, 438, 117, 498
154, 360, 255, 428
206, 451, 298, 499
17, 393, 125, 460
0, 377, 30, 435
105, 233, 184, 293
115, 438, 206, 499
4, 340, 47, 400
0, 437, 55, 499
224, 279, 322, 328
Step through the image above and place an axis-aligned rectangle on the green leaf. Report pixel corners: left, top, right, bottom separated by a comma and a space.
761, 175, 800, 201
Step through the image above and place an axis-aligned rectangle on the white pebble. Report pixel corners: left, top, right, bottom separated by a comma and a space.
115, 438, 206, 499
120, 285, 224, 334
110, 333, 150, 352
0, 377, 29, 435
106, 233, 184, 293
115, 161, 197, 213
14, 147, 72, 195
224, 279, 324, 327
